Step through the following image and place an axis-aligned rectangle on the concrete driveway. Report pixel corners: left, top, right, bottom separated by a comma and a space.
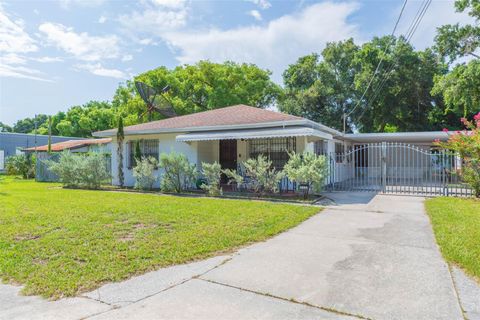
1, 193, 473, 320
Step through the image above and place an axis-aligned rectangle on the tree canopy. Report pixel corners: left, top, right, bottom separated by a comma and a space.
432, 0, 480, 119
7, 2, 480, 138
279, 36, 449, 132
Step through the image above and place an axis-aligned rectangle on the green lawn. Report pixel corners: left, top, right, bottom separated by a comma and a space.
425, 197, 480, 281
0, 177, 319, 299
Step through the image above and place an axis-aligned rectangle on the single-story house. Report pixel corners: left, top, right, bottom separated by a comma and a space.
95, 104, 451, 191
0, 132, 84, 171
23, 138, 112, 154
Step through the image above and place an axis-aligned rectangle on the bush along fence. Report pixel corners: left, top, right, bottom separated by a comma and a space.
40, 151, 111, 185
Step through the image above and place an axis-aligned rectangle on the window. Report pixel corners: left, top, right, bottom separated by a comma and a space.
248, 137, 296, 169
335, 142, 345, 162
128, 139, 159, 168
314, 140, 328, 155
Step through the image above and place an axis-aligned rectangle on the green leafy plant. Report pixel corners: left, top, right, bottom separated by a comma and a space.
159, 152, 197, 193
283, 152, 329, 197
200, 162, 222, 196
5, 154, 36, 179
48, 151, 110, 189
132, 156, 158, 190
437, 113, 480, 197
242, 155, 283, 195
223, 168, 244, 186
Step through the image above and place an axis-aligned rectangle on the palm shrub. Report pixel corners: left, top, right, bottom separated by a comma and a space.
243, 155, 283, 195
132, 157, 158, 190
159, 152, 197, 193
201, 162, 222, 196
437, 113, 480, 197
283, 152, 328, 197
5, 154, 36, 179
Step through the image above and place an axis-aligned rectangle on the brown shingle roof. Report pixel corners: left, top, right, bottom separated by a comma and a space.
96, 105, 303, 136
24, 138, 111, 152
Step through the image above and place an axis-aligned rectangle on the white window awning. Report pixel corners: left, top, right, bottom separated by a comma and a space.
176, 127, 332, 142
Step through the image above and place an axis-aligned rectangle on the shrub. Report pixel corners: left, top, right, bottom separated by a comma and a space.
437, 113, 480, 197
159, 152, 197, 193
5, 154, 36, 179
200, 162, 222, 196
78, 153, 111, 189
243, 155, 283, 195
223, 168, 244, 186
133, 157, 158, 190
48, 151, 110, 189
283, 152, 328, 196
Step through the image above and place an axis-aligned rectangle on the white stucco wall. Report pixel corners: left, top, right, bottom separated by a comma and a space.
197, 140, 219, 169
111, 133, 198, 187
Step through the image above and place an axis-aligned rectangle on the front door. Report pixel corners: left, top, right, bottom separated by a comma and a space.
219, 140, 237, 171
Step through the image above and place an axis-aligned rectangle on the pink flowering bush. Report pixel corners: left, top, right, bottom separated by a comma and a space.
437, 113, 480, 197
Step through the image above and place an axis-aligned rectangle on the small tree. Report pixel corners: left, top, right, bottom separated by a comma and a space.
243, 155, 283, 195
159, 152, 197, 193
5, 154, 36, 179
437, 113, 480, 197
133, 157, 158, 190
201, 162, 222, 196
116, 117, 125, 187
283, 152, 329, 197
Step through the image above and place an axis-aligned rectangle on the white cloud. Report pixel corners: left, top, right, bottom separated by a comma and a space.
75, 63, 127, 79
0, 63, 51, 81
121, 54, 133, 62
98, 15, 107, 24
151, 0, 187, 9
163, 2, 360, 82
118, 0, 188, 40
393, 0, 475, 50
33, 56, 64, 63
246, 0, 271, 10
248, 10, 262, 21
2, 53, 27, 65
38, 22, 120, 61
59, 0, 106, 9
0, 6, 37, 53
0, 5, 48, 81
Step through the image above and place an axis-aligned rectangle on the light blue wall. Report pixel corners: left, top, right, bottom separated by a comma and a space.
0, 133, 84, 158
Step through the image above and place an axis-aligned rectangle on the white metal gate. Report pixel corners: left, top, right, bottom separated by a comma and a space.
326, 142, 472, 196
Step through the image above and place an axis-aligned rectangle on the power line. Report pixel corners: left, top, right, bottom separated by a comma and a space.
343, 0, 408, 133
356, 0, 433, 125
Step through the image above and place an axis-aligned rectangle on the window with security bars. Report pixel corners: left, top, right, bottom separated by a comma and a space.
128, 139, 159, 168
314, 140, 328, 155
248, 137, 296, 169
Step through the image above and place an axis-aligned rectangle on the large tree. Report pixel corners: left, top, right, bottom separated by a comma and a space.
433, 0, 479, 120
113, 60, 281, 123
12, 115, 48, 133
279, 36, 447, 132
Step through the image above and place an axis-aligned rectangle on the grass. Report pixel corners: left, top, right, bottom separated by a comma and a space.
425, 197, 480, 281
0, 177, 320, 299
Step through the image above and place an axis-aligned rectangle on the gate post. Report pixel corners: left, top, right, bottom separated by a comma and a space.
381, 142, 387, 193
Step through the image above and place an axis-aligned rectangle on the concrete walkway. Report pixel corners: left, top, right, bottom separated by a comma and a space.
1, 193, 476, 320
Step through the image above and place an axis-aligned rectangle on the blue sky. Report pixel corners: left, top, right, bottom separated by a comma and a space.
0, 0, 472, 125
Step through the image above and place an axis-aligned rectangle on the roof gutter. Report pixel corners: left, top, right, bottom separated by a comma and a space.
94, 119, 341, 137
